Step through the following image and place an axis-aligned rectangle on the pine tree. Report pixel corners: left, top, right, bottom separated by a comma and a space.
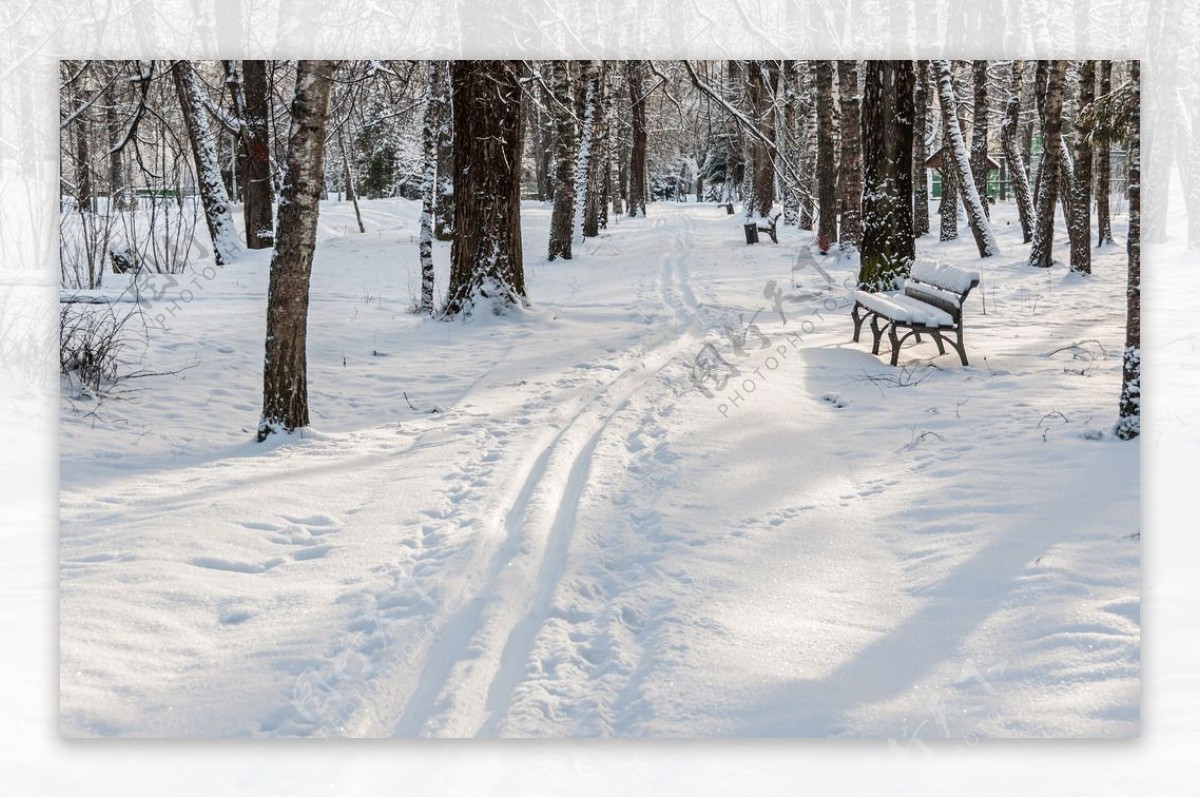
257, 60, 338, 441
442, 60, 527, 317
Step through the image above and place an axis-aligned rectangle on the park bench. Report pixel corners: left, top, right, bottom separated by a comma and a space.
743, 211, 781, 245
850, 259, 981, 366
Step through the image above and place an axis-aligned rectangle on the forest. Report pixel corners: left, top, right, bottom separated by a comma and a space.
58, 60, 1143, 738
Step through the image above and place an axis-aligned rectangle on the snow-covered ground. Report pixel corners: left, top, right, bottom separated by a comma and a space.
59, 197, 1138, 738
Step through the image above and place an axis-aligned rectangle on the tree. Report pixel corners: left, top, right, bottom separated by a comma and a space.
933, 60, 999, 258
575, 61, 603, 240
172, 60, 239, 265
859, 60, 915, 290
970, 60, 990, 219
1095, 60, 1115, 247
814, 59, 837, 253
1069, 60, 1095, 274
257, 60, 338, 441
837, 60, 863, 252
1115, 61, 1140, 440
239, 60, 275, 248
1001, 59, 1036, 243
912, 60, 930, 237
746, 60, 776, 218
442, 60, 527, 317
417, 60, 442, 314
547, 60, 577, 260
627, 60, 649, 218
1029, 59, 1068, 269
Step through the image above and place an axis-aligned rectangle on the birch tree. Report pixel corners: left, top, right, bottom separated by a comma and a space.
1069, 60, 1095, 274
1029, 59, 1068, 269
912, 60, 930, 237
548, 60, 577, 260
257, 60, 338, 441
1115, 61, 1140, 440
814, 59, 837, 252
933, 59, 998, 258
172, 60, 239, 265
1002, 60, 1036, 243
837, 59, 862, 252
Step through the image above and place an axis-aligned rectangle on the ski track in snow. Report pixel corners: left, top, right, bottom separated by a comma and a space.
59, 199, 1139, 739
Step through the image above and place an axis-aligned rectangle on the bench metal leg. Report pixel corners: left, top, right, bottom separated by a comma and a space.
930, 330, 947, 356
870, 316, 884, 355
852, 304, 866, 342
888, 323, 901, 366
953, 327, 969, 366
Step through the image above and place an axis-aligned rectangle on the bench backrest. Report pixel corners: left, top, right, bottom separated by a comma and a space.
904, 259, 980, 322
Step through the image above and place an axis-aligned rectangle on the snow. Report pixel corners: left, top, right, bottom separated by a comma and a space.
853, 289, 955, 327
910, 258, 980, 294
59, 197, 1138, 738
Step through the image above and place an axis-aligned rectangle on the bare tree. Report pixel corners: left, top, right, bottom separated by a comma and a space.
1095, 60, 1115, 247
172, 60, 239, 266
240, 60, 275, 248
837, 59, 862, 252
548, 60, 577, 260
859, 60, 915, 290
970, 60, 990, 219
1115, 61, 1140, 440
933, 60, 999, 258
912, 60, 930, 238
1002, 60, 1036, 243
1069, 60, 1095, 274
442, 60, 527, 317
1029, 59, 1068, 268
814, 60, 837, 252
627, 60, 649, 218
257, 60, 338, 441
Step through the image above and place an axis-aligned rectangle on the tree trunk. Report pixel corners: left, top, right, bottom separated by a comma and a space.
913, 60, 930, 237
746, 60, 776, 218
782, 60, 801, 226
418, 60, 439, 314
1115, 60, 1140, 440
1069, 60, 1095, 274
627, 60, 648, 218
433, 62, 454, 241
442, 60, 526, 317
1002, 59, 1036, 243
338, 124, 365, 234
576, 61, 603, 240
970, 60, 990, 219
1029, 59, 1068, 268
814, 59, 837, 252
1095, 60, 1114, 246
71, 67, 93, 212
173, 60, 239, 265
547, 60, 577, 260
837, 59, 863, 252
933, 60, 999, 258
240, 60, 275, 248
798, 63, 816, 231
257, 60, 337, 441
859, 60, 915, 290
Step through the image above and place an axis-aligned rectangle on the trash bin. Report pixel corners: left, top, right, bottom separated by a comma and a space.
744, 223, 759, 245
725, 203, 735, 215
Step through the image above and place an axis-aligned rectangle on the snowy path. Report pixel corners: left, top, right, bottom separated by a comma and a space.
60, 200, 1139, 738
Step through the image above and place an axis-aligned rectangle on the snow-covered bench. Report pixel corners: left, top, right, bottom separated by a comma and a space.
850, 259, 981, 366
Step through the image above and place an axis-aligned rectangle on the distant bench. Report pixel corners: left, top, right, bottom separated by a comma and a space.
850, 259, 981, 366
743, 212, 781, 245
